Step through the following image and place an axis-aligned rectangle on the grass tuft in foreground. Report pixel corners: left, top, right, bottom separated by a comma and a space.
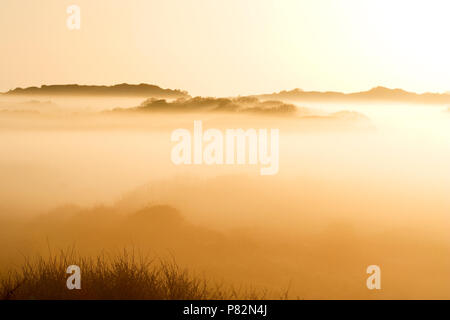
0, 249, 266, 300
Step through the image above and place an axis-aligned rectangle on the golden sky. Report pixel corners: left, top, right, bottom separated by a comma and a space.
1, 0, 450, 96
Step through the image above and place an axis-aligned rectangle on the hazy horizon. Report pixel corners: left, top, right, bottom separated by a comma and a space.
2, 0, 450, 97
3, 82, 450, 96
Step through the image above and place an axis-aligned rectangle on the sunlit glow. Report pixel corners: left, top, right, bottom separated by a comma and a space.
1, 0, 450, 95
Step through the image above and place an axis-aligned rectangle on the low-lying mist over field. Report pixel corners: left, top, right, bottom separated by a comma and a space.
1, 87, 450, 299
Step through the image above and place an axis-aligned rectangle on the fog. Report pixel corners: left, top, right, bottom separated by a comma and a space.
0, 95, 449, 299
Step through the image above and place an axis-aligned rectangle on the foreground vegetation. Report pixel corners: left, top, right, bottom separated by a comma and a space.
0, 249, 265, 300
